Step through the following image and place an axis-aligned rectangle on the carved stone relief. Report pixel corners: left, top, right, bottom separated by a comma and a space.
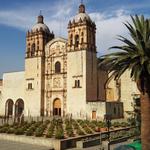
53, 77, 61, 88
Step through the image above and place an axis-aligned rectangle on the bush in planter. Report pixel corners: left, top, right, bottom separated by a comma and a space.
7, 128, 15, 134
55, 128, 64, 139
120, 122, 128, 128
46, 122, 55, 138
26, 128, 35, 136
91, 120, 98, 126
84, 127, 92, 134
14, 128, 24, 135
22, 125, 29, 131
35, 127, 44, 137
66, 124, 72, 130
0, 127, 9, 133
89, 123, 96, 130
97, 121, 106, 128
77, 129, 85, 135
67, 128, 74, 137
113, 122, 120, 128
73, 123, 79, 129
46, 129, 53, 138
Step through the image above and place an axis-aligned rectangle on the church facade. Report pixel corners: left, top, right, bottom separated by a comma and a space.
0, 4, 140, 120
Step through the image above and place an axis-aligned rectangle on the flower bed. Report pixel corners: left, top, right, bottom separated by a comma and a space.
0, 119, 133, 139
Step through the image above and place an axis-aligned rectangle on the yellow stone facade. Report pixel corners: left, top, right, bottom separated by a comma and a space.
0, 4, 140, 120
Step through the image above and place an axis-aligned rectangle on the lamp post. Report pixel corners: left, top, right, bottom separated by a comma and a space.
104, 114, 112, 150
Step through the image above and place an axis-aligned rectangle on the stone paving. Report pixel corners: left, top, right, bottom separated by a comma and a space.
0, 140, 51, 150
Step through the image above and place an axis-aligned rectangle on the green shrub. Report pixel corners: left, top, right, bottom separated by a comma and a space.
46, 122, 55, 138
113, 122, 120, 128
26, 128, 34, 136
7, 128, 15, 134
84, 127, 92, 134
0, 127, 9, 133
35, 128, 44, 137
77, 129, 85, 135
66, 124, 72, 130
89, 123, 96, 130
55, 128, 64, 139
46, 129, 53, 138
97, 121, 106, 128
67, 128, 74, 137
14, 128, 24, 135
120, 122, 128, 127
91, 120, 98, 124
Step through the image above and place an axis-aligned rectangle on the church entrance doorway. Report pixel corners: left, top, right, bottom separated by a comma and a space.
15, 99, 24, 117
5, 99, 14, 117
53, 98, 61, 116
92, 111, 96, 120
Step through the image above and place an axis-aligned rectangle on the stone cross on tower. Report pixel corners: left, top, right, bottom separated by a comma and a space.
39, 10, 42, 16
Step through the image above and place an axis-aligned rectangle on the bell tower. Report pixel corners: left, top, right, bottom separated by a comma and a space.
25, 14, 54, 117
68, 3, 96, 52
26, 15, 54, 58
67, 3, 98, 118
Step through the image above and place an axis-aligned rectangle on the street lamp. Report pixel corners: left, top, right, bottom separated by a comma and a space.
104, 114, 112, 150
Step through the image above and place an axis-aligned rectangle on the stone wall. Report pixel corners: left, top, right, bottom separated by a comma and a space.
0, 72, 25, 116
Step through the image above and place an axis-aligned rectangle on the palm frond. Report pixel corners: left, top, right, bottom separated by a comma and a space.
98, 15, 150, 85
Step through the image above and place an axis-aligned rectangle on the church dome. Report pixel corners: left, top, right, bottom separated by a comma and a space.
32, 23, 50, 33
74, 13, 91, 23
31, 15, 50, 33
72, 4, 91, 23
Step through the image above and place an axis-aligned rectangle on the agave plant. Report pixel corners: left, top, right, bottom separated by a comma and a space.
99, 15, 150, 150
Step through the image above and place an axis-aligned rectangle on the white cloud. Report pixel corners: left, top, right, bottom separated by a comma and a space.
89, 9, 131, 55
0, 2, 132, 55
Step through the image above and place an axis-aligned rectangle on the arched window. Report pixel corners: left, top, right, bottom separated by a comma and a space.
81, 32, 84, 44
31, 43, 35, 56
81, 37, 84, 44
15, 99, 24, 117
75, 35, 79, 47
114, 107, 116, 115
55, 61, 61, 73
5, 99, 14, 117
70, 34, 73, 46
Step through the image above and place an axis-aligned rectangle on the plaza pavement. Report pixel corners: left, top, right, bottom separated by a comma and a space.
0, 139, 52, 150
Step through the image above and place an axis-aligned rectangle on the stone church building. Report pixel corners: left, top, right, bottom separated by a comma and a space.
0, 4, 140, 120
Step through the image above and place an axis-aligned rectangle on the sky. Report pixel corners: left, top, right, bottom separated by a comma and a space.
0, 0, 150, 78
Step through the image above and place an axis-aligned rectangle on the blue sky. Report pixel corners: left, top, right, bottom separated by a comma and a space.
0, 0, 150, 78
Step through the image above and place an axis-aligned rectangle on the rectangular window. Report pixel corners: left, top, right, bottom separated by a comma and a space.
28, 83, 33, 89
74, 80, 81, 88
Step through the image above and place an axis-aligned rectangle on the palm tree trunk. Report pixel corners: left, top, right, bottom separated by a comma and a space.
141, 92, 150, 150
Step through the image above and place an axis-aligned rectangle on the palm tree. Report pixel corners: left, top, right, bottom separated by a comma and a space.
99, 15, 150, 150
